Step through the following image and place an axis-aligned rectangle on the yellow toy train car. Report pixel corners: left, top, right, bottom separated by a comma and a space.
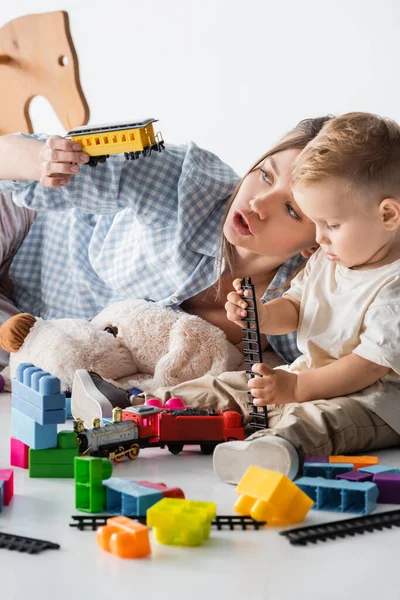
65, 118, 165, 166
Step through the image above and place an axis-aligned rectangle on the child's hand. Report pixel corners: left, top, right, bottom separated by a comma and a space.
38, 136, 90, 187
249, 363, 299, 405
225, 278, 252, 328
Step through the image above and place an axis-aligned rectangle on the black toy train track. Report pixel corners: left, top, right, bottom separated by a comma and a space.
241, 277, 268, 430
280, 508, 400, 546
70, 514, 266, 531
0, 531, 60, 554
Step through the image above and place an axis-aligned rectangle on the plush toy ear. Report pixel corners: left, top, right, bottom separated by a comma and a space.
0, 313, 37, 352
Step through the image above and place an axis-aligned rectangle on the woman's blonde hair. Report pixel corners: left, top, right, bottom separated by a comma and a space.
216, 116, 334, 296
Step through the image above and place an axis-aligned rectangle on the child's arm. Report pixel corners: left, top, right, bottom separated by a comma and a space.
249, 354, 389, 406
226, 278, 300, 334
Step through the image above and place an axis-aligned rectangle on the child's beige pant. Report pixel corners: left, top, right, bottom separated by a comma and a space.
144, 370, 400, 459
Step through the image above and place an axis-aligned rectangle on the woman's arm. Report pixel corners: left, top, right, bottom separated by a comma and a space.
296, 354, 389, 403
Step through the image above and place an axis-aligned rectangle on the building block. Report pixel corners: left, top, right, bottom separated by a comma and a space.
0, 469, 14, 505
12, 392, 66, 425
13, 363, 66, 409
103, 478, 163, 515
147, 498, 216, 546
234, 466, 314, 525
29, 463, 75, 478
295, 477, 379, 515
29, 447, 78, 465
336, 471, 373, 483
0, 481, 3, 512
359, 465, 400, 475
11, 408, 58, 449
304, 456, 329, 463
303, 463, 354, 479
75, 457, 112, 513
97, 516, 151, 558
10, 437, 29, 469
65, 395, 72, 419
329, 455, 379, 470
136, 480, 185, 499
372, 473, 400, 504
57, 430, 78, 449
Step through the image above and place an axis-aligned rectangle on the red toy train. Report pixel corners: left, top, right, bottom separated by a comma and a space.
74, 397, 244, 461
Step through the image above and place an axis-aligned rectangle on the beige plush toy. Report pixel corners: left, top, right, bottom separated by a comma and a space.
0, 299, 244, 393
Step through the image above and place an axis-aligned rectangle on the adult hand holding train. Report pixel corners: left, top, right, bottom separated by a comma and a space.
38, 136, 89, 187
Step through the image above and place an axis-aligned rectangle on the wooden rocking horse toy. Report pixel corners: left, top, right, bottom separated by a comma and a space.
0, 11, 89, 134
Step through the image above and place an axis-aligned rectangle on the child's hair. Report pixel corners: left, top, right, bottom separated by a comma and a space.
292, 112, 400, 198
216, 115, 334, 297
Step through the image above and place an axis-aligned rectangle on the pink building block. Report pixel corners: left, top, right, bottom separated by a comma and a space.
0, 469, 14, 505
10, 436, 29, 469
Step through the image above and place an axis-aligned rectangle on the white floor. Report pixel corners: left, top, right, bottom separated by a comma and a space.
1, 391, 400, 600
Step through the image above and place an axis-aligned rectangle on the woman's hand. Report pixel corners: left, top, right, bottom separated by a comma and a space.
38, 136, 90, 187
225, 278, 252, 328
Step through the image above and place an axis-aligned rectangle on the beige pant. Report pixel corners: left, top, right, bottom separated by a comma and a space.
145, 370, 400, 459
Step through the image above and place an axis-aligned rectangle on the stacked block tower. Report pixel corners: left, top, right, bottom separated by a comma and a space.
10, 363, 78, 477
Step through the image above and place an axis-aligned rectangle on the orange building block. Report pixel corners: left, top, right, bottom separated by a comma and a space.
329, 456, 379, 471
235, 466, 314, 526
97, 516, 151, 559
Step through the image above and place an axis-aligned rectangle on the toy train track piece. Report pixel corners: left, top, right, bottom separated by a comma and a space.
0, 531, 60, 553
241, 277, 268, 430
70, 514, 265, 531
280, 508, 400, 546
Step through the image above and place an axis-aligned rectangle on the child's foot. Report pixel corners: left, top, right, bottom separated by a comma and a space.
71, 370, 133, 427
213, 435, 299, 484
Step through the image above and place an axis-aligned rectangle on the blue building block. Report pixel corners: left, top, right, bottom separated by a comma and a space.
358, 465, 400, 475
11, 408, 58, 450
0, 480, 3, 513
303, 463, 354, 479
295, 477, 379, 515
12, 393, 66, 425
103, 478, 163, 515
65, 396, 72, 419
12, 364, 66, 410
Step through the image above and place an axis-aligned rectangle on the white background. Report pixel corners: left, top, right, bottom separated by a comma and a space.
2, 0, 400, 173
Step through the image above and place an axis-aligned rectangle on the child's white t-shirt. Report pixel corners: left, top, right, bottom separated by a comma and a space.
284, 248, 400, 380
281, 247, 400, 433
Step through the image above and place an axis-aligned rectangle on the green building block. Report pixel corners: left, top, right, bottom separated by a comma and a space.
74, 457, 113, 513
74, 456, 112, 484
29, 463, 75, 478
57, 430, 78, 449
76, 483, 106, 512
29, 447, 78, 465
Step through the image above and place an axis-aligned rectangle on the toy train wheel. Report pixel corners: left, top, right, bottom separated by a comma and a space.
88, 156, 98, 167
200, 443, 217, 455
127, 444, 140, 460
113, 446, 126, 463
167, 443, 184, 455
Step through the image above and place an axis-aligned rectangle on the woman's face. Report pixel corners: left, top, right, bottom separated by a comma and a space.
223, 148, 318, 259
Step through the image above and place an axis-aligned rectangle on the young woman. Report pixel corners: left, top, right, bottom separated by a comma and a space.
0, 116, 330, 369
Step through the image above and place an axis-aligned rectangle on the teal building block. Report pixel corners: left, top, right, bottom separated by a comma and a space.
12, 393, 66, 425
295, 476, 379, 515
303, 463, 354, 479
103, 478, 163, 515
359, 465, 400, 475
11, 408, 57, 450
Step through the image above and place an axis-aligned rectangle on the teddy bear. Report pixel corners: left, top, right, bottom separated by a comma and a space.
0, 299, 244, 393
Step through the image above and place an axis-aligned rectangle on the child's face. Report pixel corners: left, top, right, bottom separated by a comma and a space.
293, 179, 392, 268
224, 149, 317, 260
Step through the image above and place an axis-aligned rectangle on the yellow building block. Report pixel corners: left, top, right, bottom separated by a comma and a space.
329, 456, 379, 470
147, 498, 216, 546
234, 466, 314, 526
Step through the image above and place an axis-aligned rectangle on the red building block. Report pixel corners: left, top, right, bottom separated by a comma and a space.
136, 480, 185, 499
0, 469, 14, 505
10, 437, 29, 469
